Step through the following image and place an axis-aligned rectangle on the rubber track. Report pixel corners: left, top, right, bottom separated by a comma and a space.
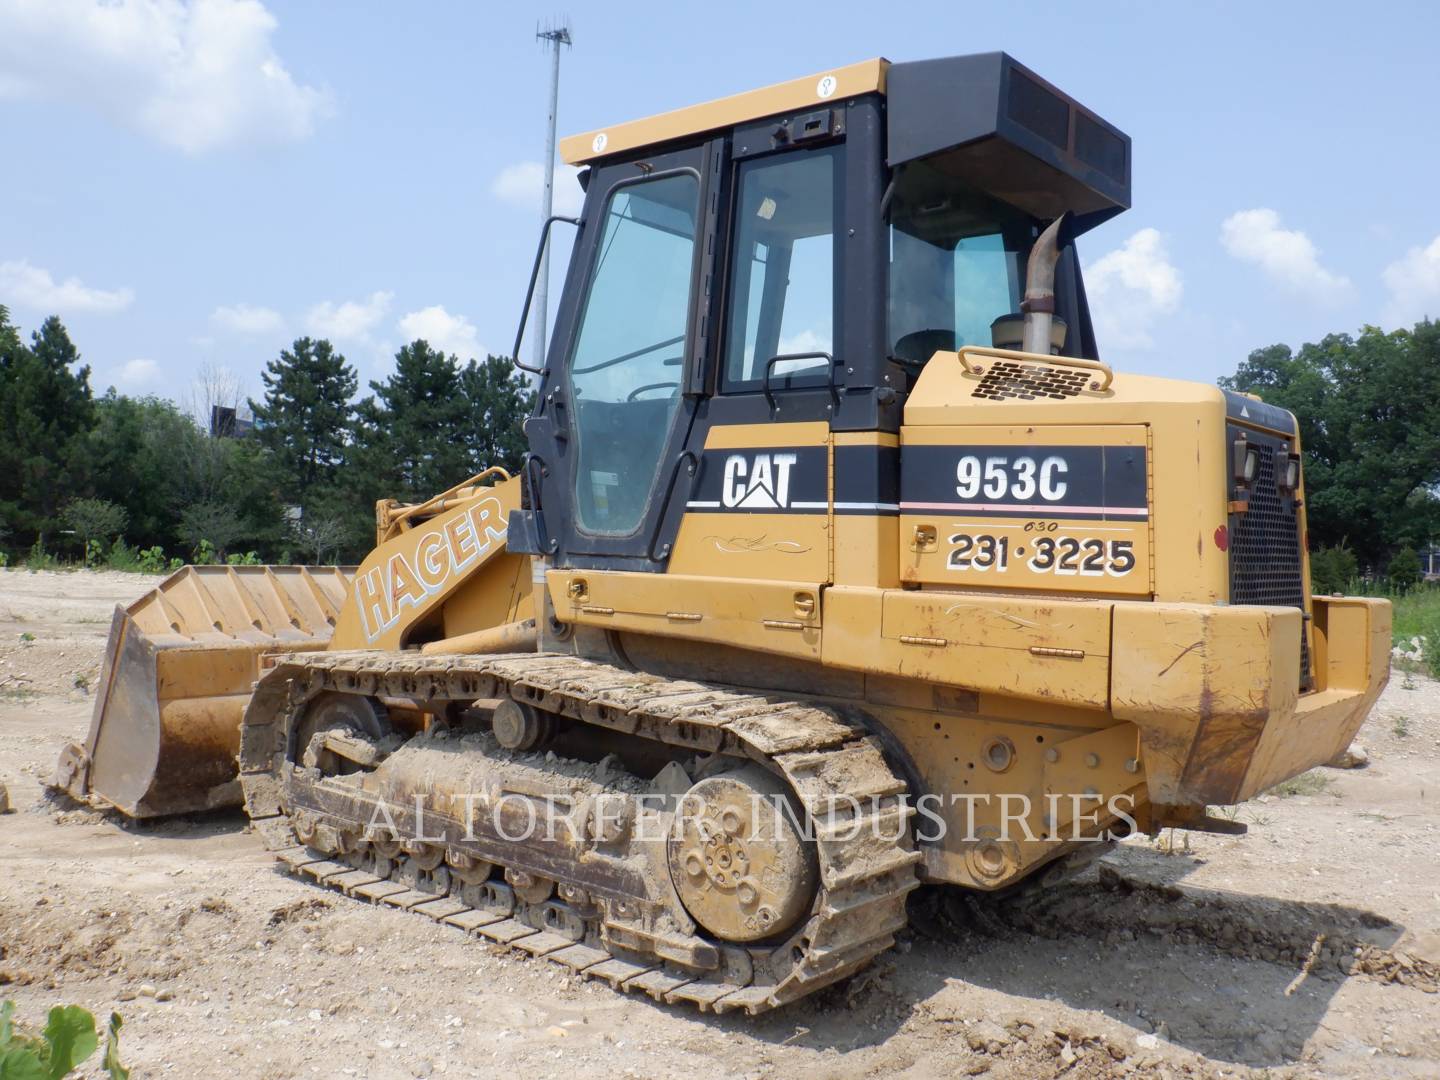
241, 650, 923, 1014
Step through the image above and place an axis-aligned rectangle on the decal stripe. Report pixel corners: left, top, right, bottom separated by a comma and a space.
900, 501, 1149, 516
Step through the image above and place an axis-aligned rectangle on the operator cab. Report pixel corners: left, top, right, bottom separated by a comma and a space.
512, 52, 1130, 570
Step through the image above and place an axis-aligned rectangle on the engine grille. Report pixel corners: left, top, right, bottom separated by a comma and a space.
971, 360, 1090, 401
1228, 432, 1311, 689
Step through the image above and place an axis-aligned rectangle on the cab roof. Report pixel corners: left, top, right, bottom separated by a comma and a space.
560, 53, 1130, 224
559, 59, 887, 165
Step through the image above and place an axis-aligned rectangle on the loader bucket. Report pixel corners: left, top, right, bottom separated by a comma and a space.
53, 565, 353, 818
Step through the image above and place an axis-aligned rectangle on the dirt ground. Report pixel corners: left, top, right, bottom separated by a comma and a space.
1, 568, 1437, 1079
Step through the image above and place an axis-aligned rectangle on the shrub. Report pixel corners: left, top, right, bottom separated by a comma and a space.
24, 539, 59, 571
1309, 543, 1358, 595
1387, 545, 1422, 592
136, 546, 168, 574
104, 539, 142, 572
176, 501, 243, 560
61, 499, 129, 561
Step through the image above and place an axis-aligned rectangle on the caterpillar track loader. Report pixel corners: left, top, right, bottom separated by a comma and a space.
55, 53, 1390, 1014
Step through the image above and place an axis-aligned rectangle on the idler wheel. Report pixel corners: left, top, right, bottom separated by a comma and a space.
667, 765, 817, 943
293, 692, 389, 775
492, 699, 554, 752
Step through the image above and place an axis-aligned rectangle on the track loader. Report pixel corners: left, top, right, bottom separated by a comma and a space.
55, 53, 1391, 1014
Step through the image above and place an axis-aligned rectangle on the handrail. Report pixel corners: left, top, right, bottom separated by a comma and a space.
955, 345, 1114, 392
761, 351, 841, 411
512, 214, 582, 375
647, 449, 698, 561
383, 467, 512, 527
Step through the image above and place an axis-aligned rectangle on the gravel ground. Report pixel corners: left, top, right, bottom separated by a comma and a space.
1, 568, 1437, 1079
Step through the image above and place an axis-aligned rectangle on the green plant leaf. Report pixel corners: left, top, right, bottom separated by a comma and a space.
101, 1014, 128, 1080
40, 1007, 96, 1080
1, 1001, 14, 1049
0, 1047, 47, 1080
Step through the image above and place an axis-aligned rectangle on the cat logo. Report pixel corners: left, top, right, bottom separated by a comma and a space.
722, 452, 798, 509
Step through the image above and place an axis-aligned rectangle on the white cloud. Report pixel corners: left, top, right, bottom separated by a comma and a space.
0, 0, 331, 154
491, 161, 585, 217
117, 357, 160, 387
0, 258, 134, 313
1381, 234, 1440, 327
397, 305, 485, 361
1220, 208, 1350, 299
1083, 228, 1182, 349
305, 291, 393, 342
211, 302, 282, 334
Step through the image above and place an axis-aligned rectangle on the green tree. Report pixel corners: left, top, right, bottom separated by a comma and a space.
248, 338, 357, 502
352, 339, 472, 503
1387, 545, 1422, 592
460, 355, 534, 473
83, 393, 198, 551
1221, 321, 1440, 565
0, 312, 94, 546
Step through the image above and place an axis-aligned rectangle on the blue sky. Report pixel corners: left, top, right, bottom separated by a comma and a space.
2, 0, 1438, 408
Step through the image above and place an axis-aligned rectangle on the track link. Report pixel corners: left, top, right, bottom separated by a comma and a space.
240, 651, 922, 1014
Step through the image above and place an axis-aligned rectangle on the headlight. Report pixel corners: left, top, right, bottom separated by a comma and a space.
1232, 437, 1259, 485
1283, 454, 1300, 492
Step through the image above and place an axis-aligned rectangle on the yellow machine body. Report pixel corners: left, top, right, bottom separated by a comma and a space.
540, 346, 1390, 889
58, 53, 1388, 924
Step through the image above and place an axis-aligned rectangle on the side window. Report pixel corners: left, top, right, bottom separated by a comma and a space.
722, 148, 837, 389
565, 171, 699, 536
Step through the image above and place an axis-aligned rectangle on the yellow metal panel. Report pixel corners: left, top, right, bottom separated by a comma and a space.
549, 569, 823, 660
899, 424, 1151, 597
904, 353, 1231, 603
561, 59, 888, 165
1111, 602, 1300, 806
668, 512, 831, 582
1238, 596, 1391, 797
331, 476, 527, 650
701, 421, 829, 448
833, 432, 899, 588
820, 586, 1113, 708
668, 421, 831, 583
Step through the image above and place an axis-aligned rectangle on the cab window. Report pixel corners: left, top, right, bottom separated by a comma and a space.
722, 148, 837, 391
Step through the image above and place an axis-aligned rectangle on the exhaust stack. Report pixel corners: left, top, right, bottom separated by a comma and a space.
1021, 213, 1071, 355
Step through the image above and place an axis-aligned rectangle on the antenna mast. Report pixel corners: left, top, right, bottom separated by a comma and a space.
534, 18, 572, 370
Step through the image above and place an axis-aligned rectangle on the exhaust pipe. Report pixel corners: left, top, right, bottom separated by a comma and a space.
1021, 213, 1071, 355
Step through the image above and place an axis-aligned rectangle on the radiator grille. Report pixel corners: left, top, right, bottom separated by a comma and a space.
1228, 437, 1311, 688
972, 361, 1090, 401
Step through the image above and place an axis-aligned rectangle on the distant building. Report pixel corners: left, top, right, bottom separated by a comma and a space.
210, 405, 255, 439
1422, 546, 1440, 582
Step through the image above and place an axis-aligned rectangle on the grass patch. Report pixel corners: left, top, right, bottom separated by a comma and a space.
1349, 583, 1440, 678
1270, 769, 1336, 798
0, 687, 38, 702
1393, 715, 1410, 738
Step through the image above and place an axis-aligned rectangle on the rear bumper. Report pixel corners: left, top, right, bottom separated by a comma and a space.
1112, 596, 1391, 806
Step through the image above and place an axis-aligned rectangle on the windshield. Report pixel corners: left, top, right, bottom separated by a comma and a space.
887, 161, 1031, 366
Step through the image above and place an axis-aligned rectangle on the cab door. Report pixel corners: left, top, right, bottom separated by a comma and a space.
525, 141, 719, 568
